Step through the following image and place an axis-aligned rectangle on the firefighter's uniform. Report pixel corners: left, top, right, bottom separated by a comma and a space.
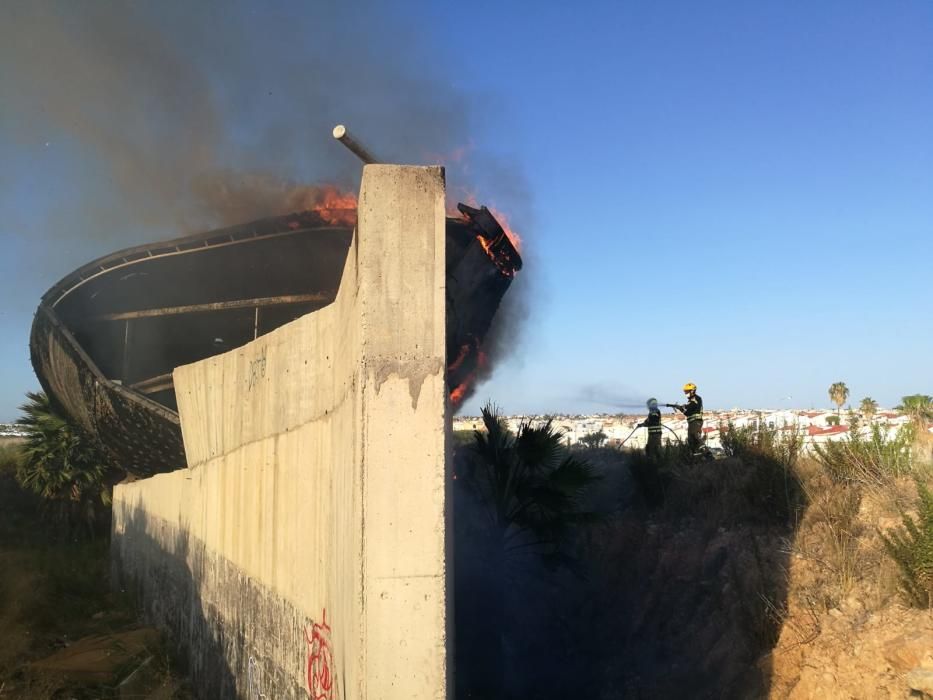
683, 391, 704, 452
641, 405, 663, 460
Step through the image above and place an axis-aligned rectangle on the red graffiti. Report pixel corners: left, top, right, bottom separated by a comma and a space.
305, 609, 334, 700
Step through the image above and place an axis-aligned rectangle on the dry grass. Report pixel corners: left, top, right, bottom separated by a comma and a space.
795, 473, 863, 607
780, 456, 928, 613
0, 439, 23, 474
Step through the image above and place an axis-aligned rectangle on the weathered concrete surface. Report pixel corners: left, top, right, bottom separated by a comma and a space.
112, 165, 450, 699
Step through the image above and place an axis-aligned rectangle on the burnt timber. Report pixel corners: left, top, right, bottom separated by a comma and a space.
31, 206, 520, 477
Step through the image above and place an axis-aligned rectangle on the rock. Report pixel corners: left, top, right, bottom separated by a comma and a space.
843, 595, 863, 612
29, 627, 161, 684
877, 516, 901, 532
883, 631, 933, 673
906, 668, 933, 696
788, 667, 820, 699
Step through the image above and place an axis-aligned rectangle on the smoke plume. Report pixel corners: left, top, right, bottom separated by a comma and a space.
0, 1, 525, 236
0, 0, 533, 395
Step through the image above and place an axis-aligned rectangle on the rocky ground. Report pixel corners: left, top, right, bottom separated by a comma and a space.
608, 449, 933, 699
768, 467, 933, 699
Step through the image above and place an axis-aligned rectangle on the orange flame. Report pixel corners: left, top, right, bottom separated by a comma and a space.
450, 373, 475, 406
449, 192, 522, 254
448, 346, 490, 407
488, 206, 522, 253
287, 186, 519, 409
309, 186, 358, 226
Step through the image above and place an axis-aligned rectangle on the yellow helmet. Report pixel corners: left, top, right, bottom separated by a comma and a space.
683, 382, 697, 392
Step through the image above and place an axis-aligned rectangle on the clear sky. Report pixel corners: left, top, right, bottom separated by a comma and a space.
1, 1, 931, 421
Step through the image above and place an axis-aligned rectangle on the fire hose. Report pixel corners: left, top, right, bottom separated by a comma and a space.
661, 423, 684, 444
618, 426, 640, 447
618, 421, 684, 448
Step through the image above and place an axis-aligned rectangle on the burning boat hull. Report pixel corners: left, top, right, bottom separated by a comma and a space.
31, 206, 520, 477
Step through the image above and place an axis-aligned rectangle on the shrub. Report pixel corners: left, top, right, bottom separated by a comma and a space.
879, 479, 933, 607
721, 421, 802, 469
579, 430, 608, 449
814, 424, 915, 486
626, 443, 682, 508
716, 422, 805, 525
801, 476, 864, 603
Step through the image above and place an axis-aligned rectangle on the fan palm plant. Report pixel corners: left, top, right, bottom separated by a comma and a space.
897, 394, 933, 429
465, 403, 601, 563
859, 397, 878, 422
454, 404, 602, 698
15, 392, 113, 534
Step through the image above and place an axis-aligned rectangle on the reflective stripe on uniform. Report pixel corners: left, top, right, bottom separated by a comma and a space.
687, 414, 703, 422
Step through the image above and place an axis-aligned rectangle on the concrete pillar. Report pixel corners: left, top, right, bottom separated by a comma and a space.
357, 166, 450, 698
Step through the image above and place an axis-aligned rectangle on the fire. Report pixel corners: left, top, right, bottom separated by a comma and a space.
309, 186, 358, 227
285, 186, 522, 410
477, 235, 496, 258
448, 339, 489, 408
450, 193, 522, 254
300, 188, 523, 260
488, 206, 522, 253
450, 375, 474, 406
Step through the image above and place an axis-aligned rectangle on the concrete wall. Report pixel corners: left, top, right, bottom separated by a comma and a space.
112, 165, 451, 699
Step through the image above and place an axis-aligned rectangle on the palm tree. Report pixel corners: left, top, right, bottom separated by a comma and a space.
828, 382, 849, 416
860, 397, 878, 422
897, 394, 933, 429
15, 392, 113, 533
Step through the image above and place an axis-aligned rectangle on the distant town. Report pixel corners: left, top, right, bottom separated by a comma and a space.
454, 408, 924, 452
0, 423, 26, 439
5, 407, 927, 454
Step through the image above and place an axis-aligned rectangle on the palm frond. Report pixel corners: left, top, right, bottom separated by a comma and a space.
514, 420, 564, 474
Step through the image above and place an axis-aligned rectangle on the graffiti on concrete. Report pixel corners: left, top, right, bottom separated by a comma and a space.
305, 609, 334, 700
248, 352, 267, 390
247, 656, 267, 699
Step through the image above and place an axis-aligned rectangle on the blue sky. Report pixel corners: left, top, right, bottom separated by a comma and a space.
1, 1, 931, 421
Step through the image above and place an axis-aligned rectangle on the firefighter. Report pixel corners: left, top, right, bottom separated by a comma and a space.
639, 398, 663, 460
668, 382, 704, 453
